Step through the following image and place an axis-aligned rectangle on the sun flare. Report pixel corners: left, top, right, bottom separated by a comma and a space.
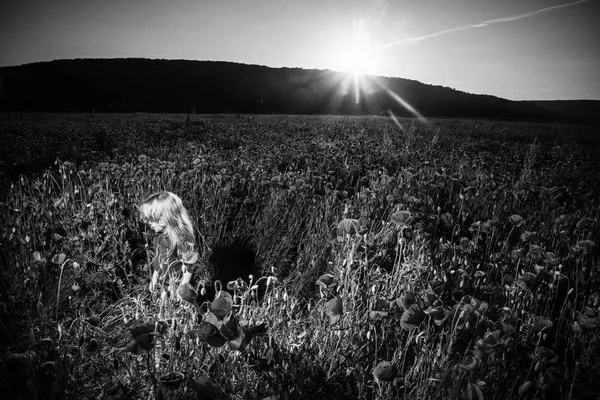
337, 43, 377, 76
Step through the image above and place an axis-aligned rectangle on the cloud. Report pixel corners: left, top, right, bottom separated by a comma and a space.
377, 0, 589, 49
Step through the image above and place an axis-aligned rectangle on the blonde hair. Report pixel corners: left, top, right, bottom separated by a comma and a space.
139, 191, 195, 255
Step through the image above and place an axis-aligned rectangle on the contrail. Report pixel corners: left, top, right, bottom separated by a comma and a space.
377, 0, 589, 49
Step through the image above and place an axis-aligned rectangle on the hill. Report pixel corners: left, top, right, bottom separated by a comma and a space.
525, 100, 600, 125
0, 58, 594, 122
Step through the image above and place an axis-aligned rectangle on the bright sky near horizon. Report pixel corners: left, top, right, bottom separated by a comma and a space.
1, 0, 598, 101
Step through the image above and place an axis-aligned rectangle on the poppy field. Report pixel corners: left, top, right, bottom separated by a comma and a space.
0, 113, 599, 399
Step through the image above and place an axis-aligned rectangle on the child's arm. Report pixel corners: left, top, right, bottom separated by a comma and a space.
181, 270, 193, 285
149, 270, 159, 291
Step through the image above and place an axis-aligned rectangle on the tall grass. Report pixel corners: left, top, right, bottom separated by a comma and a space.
0, 114, 599, 399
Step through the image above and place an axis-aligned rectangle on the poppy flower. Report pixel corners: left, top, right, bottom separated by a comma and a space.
229, 323, 268, 352
338, 219, 361, 235
211, 293, 233, 319
424, 306, 450, 326
178, 283, 198, 303
192, 321, 218, 339
129, 321, 166, 351
576, 218, 595, 230
509, 214, 524, 227
391, 211, 411, 228
399, 290, 417, 311
400, 304, 425, 330
325, 297, 343, 316
519, 381, 535, 397
440, 213, 453, 228
374, 298, 390, 311
219, 317, 240, 341
316, 274, 335, 287
373, 361, 396, 381
193, 376, 223, 399
159, 371, 185, 389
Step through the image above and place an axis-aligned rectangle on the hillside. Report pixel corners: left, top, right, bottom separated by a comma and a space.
0, 58, 574, 121
526, 100, 600, 125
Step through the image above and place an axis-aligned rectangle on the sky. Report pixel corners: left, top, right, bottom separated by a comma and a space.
1, 0, 599, 101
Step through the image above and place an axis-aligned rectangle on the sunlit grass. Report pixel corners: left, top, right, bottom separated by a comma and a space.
0, 114, 599, 399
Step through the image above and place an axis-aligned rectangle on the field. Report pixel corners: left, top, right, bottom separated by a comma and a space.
0, 113, 599, 399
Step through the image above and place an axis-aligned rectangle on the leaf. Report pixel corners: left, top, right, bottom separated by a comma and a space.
33, 251, 42, 262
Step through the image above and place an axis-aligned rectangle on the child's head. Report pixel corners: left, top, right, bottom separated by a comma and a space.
139, 191, 195, 248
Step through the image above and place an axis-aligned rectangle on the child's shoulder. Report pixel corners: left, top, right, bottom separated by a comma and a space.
178, 241, 195, 254
153, 234, 171, 248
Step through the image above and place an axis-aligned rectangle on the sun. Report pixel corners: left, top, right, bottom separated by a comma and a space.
336, 43, 377, 76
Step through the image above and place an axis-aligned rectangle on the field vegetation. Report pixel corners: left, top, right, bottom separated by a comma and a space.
0, 113, 599, 399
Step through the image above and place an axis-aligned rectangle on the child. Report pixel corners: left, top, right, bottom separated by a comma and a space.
138, 191, 201, 302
